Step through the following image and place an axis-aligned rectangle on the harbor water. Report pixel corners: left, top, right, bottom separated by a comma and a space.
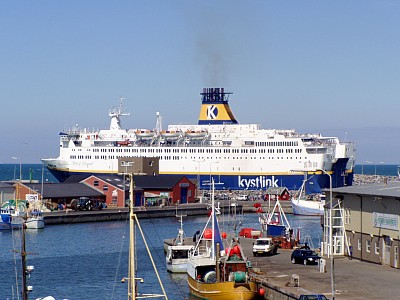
0, 213, 322, 300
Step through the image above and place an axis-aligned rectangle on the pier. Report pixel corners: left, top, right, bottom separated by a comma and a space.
42, 200, 293, 224
237, 236, 400, 299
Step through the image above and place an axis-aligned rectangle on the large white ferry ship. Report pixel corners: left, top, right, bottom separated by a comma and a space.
42, 88, 356, 190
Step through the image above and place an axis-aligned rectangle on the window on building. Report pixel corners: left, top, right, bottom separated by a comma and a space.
93, 180, 99, 186
358, 239, 361, 251
366, 240, 371, 253
375, 241, 380, 255
103, 185, 108, 191
345, 208, 351, 224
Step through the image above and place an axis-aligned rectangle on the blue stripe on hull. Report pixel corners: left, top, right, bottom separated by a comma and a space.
48, 169, 353, 190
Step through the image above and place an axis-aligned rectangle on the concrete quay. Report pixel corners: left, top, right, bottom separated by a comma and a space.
43, 200, 293, 225
238, 237, 400, 300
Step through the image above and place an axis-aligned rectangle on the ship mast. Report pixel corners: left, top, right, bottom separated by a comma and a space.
127, 172, 168, 300
109, 97, 130, 131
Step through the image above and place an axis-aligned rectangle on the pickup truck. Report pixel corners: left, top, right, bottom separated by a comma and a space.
252, 237, 278, 256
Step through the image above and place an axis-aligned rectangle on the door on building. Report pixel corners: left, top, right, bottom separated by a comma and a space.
383, 238, 391, 266
135, 192, 142, 207
333, 235, 344, 255
394, 246, 398, 268
180, 188, 188, 204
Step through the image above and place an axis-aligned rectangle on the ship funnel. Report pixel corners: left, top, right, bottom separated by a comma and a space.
198, 88, 238, 125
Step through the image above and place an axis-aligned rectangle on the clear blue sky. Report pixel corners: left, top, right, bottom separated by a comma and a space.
1, 1, 399, 164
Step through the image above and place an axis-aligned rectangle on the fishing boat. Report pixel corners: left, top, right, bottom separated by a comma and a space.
186, 179, 261, 300
291, 175, 325, 216
25, 210, 45, 229
257, 199, 299, 249
42, 88, 356, 190
165, 214, 194, 273
0, 200, 25, 230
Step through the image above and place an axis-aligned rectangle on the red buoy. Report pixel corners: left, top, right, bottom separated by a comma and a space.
258, 287, 265, 296
221, 232, 227, 239
204, 228, 213, 239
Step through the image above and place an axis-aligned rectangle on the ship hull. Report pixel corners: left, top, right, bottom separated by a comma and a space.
187, 275, 259, 300
291, 199, 324, 216
45, 165, 353, 190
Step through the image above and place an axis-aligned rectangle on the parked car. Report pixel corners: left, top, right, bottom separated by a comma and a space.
291, 249, 321, 265
299, 295, 329, 300
252, 237, 278, 256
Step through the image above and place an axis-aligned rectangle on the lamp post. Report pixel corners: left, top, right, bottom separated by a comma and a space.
11, 157, 22, 181
209, 161, 219, 194
365, 160, 373, 175
194, 159, 205, 199
377, 161, 385, 177
318, 169, 335, 300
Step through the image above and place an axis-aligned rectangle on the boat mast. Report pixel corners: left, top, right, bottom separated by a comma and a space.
128, 174, 135, 300
211, 178, 215, 260
21, 223, 28, 300
127, 173, 168, 300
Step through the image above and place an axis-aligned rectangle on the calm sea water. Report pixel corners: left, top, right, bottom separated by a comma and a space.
0, 213, 322, 300
0, 164, 58, 183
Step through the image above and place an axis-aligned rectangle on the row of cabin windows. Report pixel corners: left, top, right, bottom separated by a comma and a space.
75, 148, 304, 155
72, 155, 309, 161
256, 141, 299, 147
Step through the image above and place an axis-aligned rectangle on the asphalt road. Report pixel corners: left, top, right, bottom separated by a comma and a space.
239, 237, 400, 299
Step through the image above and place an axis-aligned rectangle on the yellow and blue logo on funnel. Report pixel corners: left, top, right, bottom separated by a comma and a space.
198, 88, 238, 125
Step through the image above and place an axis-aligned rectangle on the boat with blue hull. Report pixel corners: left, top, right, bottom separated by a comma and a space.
0, 200, 25, 230
42, 88, 356, 190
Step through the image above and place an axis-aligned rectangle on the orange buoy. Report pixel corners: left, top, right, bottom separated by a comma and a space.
221, 232, 227, 239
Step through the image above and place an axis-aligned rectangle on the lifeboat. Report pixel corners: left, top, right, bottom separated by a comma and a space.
185, 130, 207, 139
135, 129, 156, 140
160, 130, 181, 140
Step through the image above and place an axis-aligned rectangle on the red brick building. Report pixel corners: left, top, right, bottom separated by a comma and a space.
265, 187, 291, 201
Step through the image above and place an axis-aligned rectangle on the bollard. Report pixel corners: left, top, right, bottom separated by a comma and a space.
291, 274, 300, 287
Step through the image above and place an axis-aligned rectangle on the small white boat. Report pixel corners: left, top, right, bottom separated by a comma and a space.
26, 210, 45, 229
291, 175, 325, 216
165, 215, 193, 273
166, 244, 193, 273
291, 196, 325, 216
